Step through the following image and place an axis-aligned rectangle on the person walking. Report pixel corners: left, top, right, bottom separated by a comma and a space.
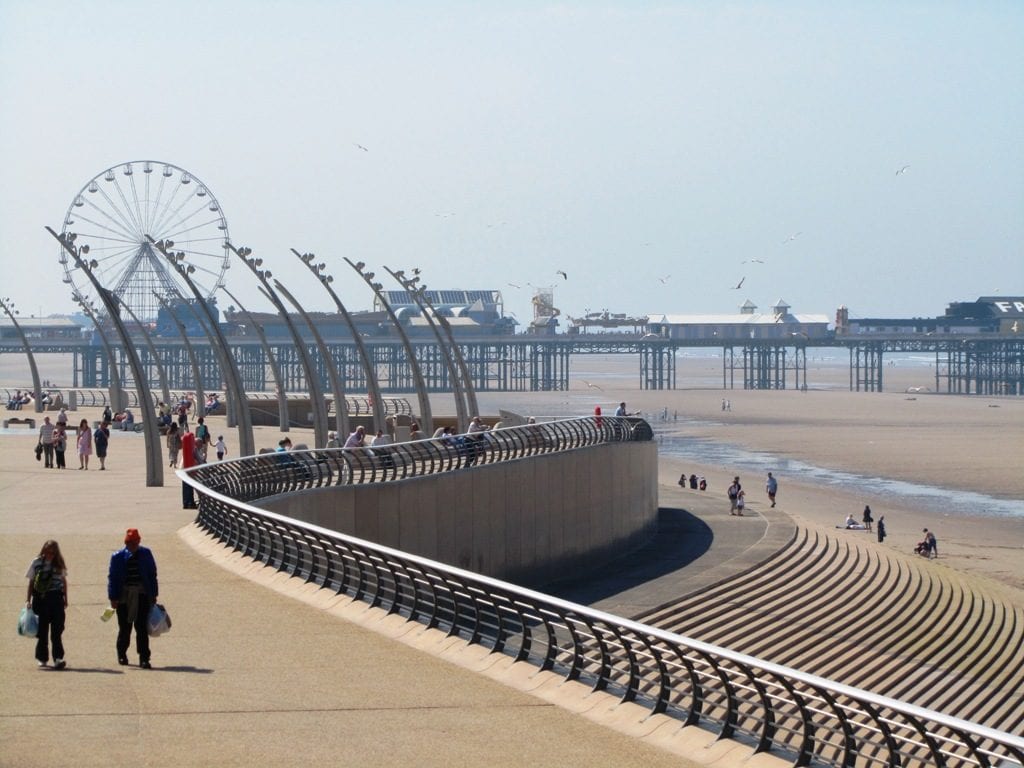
728, 476, 742, 515
38, 416, 56, 468
181, 430, 199, 509
107, 528, 159, 668
862, 505, 874, 533
877, 516, 887, 545
25, 539, 69, 668
53, 423, 67, 469
765, 472, 778, 508
214, 435, 227, 461
76, 418, 92, 470
94, 420, 110, 470
166, 423, 181, 468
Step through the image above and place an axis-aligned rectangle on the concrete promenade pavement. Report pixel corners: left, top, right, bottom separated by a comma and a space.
0, 421, 790, 768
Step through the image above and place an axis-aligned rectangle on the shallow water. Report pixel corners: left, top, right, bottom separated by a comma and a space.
657, 434, 1024, 520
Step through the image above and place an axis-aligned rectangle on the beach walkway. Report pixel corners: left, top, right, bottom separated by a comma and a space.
1, 427, 778, 768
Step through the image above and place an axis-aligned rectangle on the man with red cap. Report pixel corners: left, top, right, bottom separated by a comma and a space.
107, 528, 159, 668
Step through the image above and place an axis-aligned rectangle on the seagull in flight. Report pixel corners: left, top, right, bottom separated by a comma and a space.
730, 276, 746, 290
743, 258, 765, 264
582, 380, 604, 392
658, 274, 671, 284
556, 270, 568, 280
507, 282, 521, 289
790, 331, 809, 339
896, 165, 910, 176
782, 232, 802, 245
354, 143, 369, 152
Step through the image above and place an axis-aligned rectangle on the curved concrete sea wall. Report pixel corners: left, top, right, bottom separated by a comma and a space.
262, 441, 658, 587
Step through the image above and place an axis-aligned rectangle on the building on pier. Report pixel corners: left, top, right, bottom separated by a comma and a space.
837, 296, 1024, 336
644, 299, 830, 341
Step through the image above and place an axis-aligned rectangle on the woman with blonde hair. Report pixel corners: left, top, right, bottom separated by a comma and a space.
76, 418, 92, 470
25, 540, 69, 668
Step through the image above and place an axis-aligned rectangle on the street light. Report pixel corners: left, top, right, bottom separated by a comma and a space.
219, 285, 290, 433
384, 267, 469, 433
291, 249, 387, 432
151, 291, 207, 414
0, 297, 44, 413
344, 257, 433, 435
272, 278, 350, 440
393, 270, 478, 421
114, 295, 172, 408
49, 226, 164, 487
148, 236, 255, 457
225, 242, 330, 448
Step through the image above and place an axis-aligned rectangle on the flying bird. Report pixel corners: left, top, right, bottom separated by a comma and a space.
743, 259, 765, 264
354, 143, 369, 152
658, 275, 671, 284
731, 276, 746, 290
582, 380, 604, 392
896, 165, 910, 176
556, 270, 568, 280
507, 282, 521, 289
782, 232, 802, 245
790, 331, 809, 339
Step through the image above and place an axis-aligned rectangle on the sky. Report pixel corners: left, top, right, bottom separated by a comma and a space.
1, 1, 1021, 329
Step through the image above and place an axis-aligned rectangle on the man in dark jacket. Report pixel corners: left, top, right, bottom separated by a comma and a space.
107, 528, 159, 668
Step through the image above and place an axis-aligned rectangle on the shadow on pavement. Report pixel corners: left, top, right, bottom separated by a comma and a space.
544, 507, 713, 608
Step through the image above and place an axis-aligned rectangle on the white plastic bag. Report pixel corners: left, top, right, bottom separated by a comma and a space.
18, 606, 39, 637
148, 603, 171, 637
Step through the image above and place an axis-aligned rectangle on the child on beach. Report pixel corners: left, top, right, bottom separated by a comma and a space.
215, 436, 227, 461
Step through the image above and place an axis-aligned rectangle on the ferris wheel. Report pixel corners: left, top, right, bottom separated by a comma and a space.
59, 161, 231, 322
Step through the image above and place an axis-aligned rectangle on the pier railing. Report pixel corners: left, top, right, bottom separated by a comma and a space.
181, 421, 1024, 768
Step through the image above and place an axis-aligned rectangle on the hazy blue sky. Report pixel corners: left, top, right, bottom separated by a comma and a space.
1, 1, 1021, 328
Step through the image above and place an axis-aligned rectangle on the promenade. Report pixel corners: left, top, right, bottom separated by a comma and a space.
1, 421, 772, 768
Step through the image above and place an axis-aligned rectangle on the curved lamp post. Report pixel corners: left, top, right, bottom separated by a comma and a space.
220, 285, 289, 433
48, 227, 163, 487
68, 292, 125, 412
291, 249, 386, 432
148, 237, 255, 458
384, 267, 468, 433
226, 243, 328, 448
114, 296, 172, 408
272, 279, 350, 440
152, 291, 207, 415
411, 280, 480, 420
344, 257, 433, 435
0, 297, 43, 413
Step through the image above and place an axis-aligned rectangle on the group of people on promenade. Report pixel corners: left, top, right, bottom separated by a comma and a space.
165, 416, 227, 469
35, 409, 112, 470
23, 529, 160, 670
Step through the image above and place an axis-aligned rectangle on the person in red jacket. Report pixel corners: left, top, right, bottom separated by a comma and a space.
181, 430, 199, 509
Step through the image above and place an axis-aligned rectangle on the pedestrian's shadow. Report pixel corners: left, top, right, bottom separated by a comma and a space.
46, 667, 122, 675
146, 665, 214, 674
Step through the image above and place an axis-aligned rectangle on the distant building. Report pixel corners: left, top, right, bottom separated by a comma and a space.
645, 299, 830, 341
840, 296, 1024, 335
0, 316, 84, 340
220, 289, 516, 340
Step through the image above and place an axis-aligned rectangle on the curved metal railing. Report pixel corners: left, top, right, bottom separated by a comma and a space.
180, 421, 1024, 768
187, 416, 649, 500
